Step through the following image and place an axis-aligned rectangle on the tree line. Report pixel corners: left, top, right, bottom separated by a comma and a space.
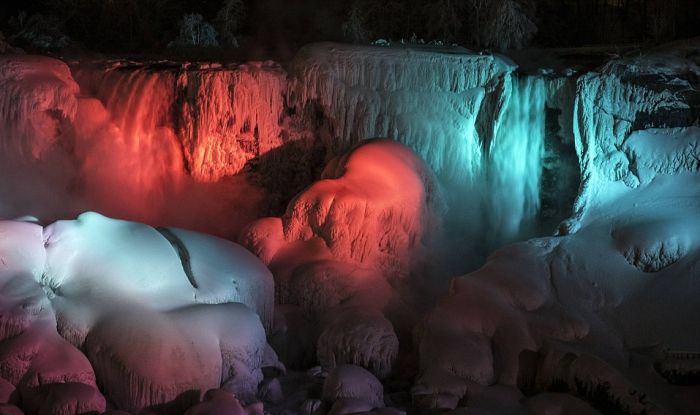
0, 0, 697, 55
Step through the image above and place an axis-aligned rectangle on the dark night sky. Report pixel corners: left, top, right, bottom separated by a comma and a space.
1, 0, 699, 59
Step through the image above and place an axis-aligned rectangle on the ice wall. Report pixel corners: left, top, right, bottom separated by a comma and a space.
561, 47, 700, 234
1, 45, 554, 253
178, 64, 287, 181
76, 62, 288, 182
289, 44, 547, 250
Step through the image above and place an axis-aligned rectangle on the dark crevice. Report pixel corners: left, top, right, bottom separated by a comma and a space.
156, 227, 198, 289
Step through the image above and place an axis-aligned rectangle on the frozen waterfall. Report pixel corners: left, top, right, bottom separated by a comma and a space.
485, 75, 546, 246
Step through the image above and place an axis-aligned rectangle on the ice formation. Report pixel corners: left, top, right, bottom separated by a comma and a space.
322, 365, 384, 409
0, 44, 552, 254
1, 38, 700, 415
242, 140, 438, 377
414, 45, 700, 413
0, 221, 106, 414
75, 61, 288, 182
0, 214, 277, 413
0, 55, 79, 158
562, 45, 700, 234
290, 44, 548, 248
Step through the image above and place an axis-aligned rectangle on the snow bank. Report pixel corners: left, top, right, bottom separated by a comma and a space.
86, 303, 266, 413
43, 212, 274, 337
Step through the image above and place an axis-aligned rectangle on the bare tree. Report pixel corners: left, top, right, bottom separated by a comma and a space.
480, 0, 537, 51
466, 0, 489, 48
647, 0, 678, 42
216, 0, 247, 48
425, 0, 464, 42
171, 14, 219, 48
342, 2, 371, 44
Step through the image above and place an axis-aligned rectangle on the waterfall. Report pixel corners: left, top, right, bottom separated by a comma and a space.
76, 63, 287, 183
0, 48, 550, 250
485, 75, 546, 246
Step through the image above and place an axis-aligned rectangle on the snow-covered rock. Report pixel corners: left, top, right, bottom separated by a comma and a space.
322, 365, 384, 409
0, 222, 106, 415
415, 45, 700, 406
258, 377, 283, 403
43, 211, 274, 340
244, 139, 441, 286
317, 308, 398, 379
184, 389, 264, 415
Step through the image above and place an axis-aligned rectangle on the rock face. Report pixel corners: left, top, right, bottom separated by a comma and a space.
0, 213, 277, 414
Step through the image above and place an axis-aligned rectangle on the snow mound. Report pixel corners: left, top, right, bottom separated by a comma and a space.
184, 389, 264, 415
86, 303, 266, 413
0, 214, 277, 413
612, 220, 691, 272
0, 222, 106, 414
242, 140, 439, 376
317, 308, 398, 379
0, 55, 79, 158
43, 211, 274, 338
245, 139, 441, 284
322, 365, 384, 409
